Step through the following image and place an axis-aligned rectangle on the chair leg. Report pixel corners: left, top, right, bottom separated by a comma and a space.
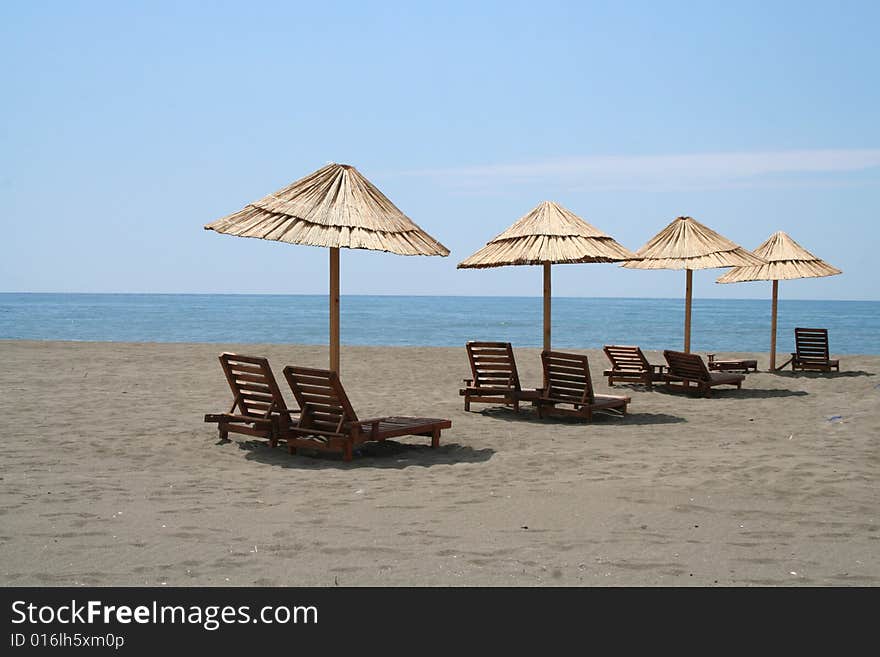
287, 442, 297, 455
219, 426, 229, 442
464, 395, 470, 412
431, 428, 440, 449
343, 442, 353, 462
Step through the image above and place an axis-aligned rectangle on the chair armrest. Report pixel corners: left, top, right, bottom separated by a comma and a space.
356, 417, 384, 438
517, 387, 544, 401
204, 413, 272, 424
288, 426, 345, 438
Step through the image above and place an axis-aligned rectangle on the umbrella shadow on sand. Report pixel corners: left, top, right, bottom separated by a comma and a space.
475, 406, 686, 426
233, 439, 494, 470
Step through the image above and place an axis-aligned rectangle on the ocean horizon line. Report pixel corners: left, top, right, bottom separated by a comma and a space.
1, 291, 876, 303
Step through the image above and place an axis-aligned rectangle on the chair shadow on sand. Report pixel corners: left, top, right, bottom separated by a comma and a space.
477, 406, 686, 426
651, 386, 808, 399
232, 439, 494, 470
773, 370, 875, 379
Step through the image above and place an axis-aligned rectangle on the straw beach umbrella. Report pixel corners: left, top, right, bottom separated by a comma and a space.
622, 216, 764, 353
716, 231, 841, 370
457, 201, 637, 351
205, 162, 449, 373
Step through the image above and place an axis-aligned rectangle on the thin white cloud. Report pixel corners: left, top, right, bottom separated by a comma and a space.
392, 149, 880, 192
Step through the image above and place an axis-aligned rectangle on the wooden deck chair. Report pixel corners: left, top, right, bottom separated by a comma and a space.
537, 351, 630, 421
459, 341, 541, 412
204, 353, 298, 447
791, 328, 839, 372
706, 354, 758, 373
602, 345, 667, 387
663, 350, 745, 397
283, 366, 452, 462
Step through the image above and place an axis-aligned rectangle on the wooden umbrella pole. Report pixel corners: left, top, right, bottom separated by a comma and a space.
543, 262, 551, 353
684, 269, 693, 353
770, 279, 778, 371
330, 247, 340, 374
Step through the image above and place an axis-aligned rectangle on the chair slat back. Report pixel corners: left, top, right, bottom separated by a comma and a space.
282, 366, 357, 434
542, 351, 594, 405
795, 328, 830, 363
466, 342, 521, 391
219, 353, 288, 418
603, 345, 650, 373
663, 350, 710, 381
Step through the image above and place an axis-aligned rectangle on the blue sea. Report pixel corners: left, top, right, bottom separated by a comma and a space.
0, 293, 877, 354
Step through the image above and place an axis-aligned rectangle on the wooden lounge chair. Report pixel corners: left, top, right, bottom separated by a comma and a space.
204, 353, 298, 447
602, 345, 667, 387
707, 354, 758, 373
537, 351, 630, 420
282, 366, 452, 462
791, 328, 839, 372
663, 350, 745, 397
459, 341, 542, 412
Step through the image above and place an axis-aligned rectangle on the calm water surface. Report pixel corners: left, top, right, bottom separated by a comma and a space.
1, 293, 877, 354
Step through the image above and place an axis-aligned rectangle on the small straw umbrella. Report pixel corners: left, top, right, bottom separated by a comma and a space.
457, 200, 638, 351
205, 162, 449, 374
622, 216, 765, 353
716, 231, 841, 370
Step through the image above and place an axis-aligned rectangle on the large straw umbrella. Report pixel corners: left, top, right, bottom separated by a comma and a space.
457, 201, 637, 351
716, 231, 841, 370
204, 162, 449, 373
622, 216, 765, 353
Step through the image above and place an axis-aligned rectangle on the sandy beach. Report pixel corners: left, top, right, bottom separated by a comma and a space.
0, 340, 877, 586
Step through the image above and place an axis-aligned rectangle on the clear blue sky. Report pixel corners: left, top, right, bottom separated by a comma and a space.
2, 1, 878, 300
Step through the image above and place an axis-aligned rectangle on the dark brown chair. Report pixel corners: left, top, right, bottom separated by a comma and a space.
459, 341, 541, 412
602, 345, 667, 387
706, 354, 758, 373
663, 350, 744, 397
537, 351, 630, 421
792, 328, 839, 372
283, 366, 452, 462
204, 353, 299, 447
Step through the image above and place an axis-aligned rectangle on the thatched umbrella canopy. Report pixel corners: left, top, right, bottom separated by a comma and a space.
205, 162, 449, 373
622, 216, 764, 352
716, 231, 841, 370
458, 200, 637, 351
